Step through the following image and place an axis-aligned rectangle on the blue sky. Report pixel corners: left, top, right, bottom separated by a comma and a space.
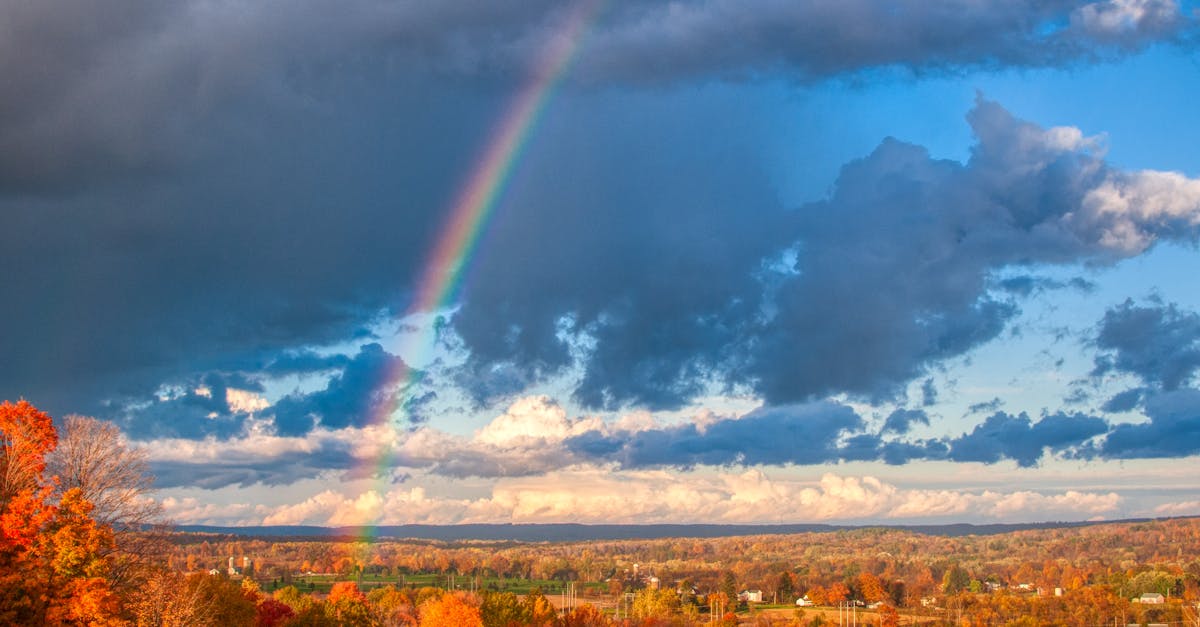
3, 0, 1200, 525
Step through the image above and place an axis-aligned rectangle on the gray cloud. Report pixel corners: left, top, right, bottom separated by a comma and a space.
566, 401, 864, 468
582, 0, 1193, 84
882, 408, 931, 434
968, 398, 1006, 415
142, 386, 1196, 489
2, 1, 1190, 187
272, 343, 408, 436
454, 97, 1200, 410
920, 378, 939, 407
1101, 387, 1146, 412
1093, 299, 1200, 389
1099, 388, 1200, 457
947, 411, 1110, 467
2, 0, 1198, 448
151, 445, 356, 489
117, 372, 255, 440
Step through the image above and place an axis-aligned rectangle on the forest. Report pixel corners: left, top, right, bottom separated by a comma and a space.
4, 399, 1200, 626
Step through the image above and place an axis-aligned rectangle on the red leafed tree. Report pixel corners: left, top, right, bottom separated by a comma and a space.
255, 597, 296, 627
0, 400, 123, 625
1, 399, 57, 504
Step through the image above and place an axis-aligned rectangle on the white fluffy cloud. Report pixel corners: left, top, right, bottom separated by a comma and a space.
162, 469, 1121, 526
473, 396, 604, 448
1154, 500, 1200, 516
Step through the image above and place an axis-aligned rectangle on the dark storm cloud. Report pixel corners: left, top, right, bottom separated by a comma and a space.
455, 97, 1200, 410
1092, 300, 1200, 389
271, 343, 408, 436
0, 0, 569, 188
2, 0, 1197, 441
116, 372, 256, 440
2, 1, 1190, 186
451, 98, 791, 409
947, 411, 1109, 467
583, 0, 1193, 83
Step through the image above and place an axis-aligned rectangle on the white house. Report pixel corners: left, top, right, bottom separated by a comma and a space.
739, 590, 763, 603
796, 596, 814, 607
1134, 593, 1165, 604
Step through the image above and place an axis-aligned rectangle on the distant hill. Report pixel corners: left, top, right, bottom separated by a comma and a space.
171, 519, 1161, 542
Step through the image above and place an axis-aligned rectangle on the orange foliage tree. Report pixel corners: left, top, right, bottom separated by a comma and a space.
1, 400, 125, 625
419, 591, 483, 627
559, 603, 613, 627
858, 572, 888, 604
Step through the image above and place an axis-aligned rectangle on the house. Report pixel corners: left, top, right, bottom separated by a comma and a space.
739, 590, 763, 603
796, 596, 814, 607
1134, 593, 1165, 604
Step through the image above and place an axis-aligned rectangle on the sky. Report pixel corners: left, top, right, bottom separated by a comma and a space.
4, 0, 1200, 527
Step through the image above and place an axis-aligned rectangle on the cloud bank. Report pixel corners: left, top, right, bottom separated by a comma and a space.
159, 469, 1122, 526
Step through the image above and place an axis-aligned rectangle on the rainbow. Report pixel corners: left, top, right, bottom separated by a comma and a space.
356, 0, 605, 534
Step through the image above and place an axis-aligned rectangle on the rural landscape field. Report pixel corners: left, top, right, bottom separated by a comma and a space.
4, 0, 1200, 625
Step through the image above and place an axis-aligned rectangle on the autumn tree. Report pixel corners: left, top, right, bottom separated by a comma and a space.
419, 592, 483, 627
326, 581, 375, 626
826, 582, 850, 604
367, 585, 416, 627
942, 563, 971, 595
48, 415, 160, 530
630, 587, 680, 620
806, 585, 828, 606
857, 572, 887, 604
49, 415, 165, 588
480, 590, 528, 627
523, 588, 557, 627
185, 572, 258, 626
878, 604, 899, 627
777, 571, 797, 602
559, 603, 613, 627
274, 585, 318, 615
129, 570, 211, 626
0, 399, 57, 505
720, 571, 738, 602
0, 400, 124, 625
